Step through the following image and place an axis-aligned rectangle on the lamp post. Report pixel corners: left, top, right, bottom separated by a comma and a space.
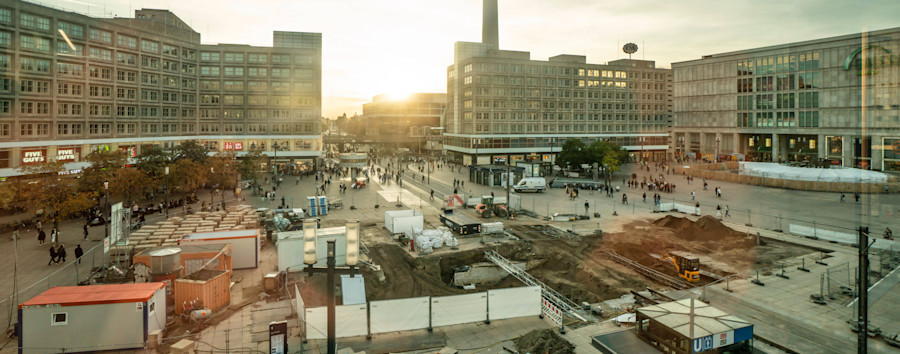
272, 142, 280, 183
164, 166, 169, 219
303, 220, 360, 354
715, 136, 721, 163
104, 181, 109, 238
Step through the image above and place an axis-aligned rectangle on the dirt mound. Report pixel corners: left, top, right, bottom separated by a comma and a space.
514, 329, 574, 354
651, 215, 754, 248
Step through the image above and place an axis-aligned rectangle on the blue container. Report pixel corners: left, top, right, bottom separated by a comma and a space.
307, 197, 317, 217
318, 196, 327, 215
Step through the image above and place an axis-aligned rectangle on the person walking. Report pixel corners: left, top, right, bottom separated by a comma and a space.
855, 193, 860, 203
430, 189, 435, 201
584, 201, 590, 216
83, 222, 89, 240
37, 228, 46, 245
840, 193, 845, 203
74, 244, 84, 264
725, 204, 730, 217
716, 205, 722, 219
50, 227, 58, 244
691, 190, 696, 201
57, 244, 67, 263
642, 192, 647, 202
48, 245, 58, 266
622, 193, 628, 205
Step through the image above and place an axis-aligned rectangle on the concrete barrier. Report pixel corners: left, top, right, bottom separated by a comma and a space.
674, 162, 898, 194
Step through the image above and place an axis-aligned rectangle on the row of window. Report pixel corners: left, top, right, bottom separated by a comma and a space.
462, 75, 657, 90
444, 136, 666, 150
4, 100, 316, 119
737, 74, 820, 93
462, 62, 668, 81
460, 111, 669, 122
6, 121, 319, 137
737, 93, 819, 110
736, 111, 819, 128
199, 67, 314, 78
462, 87, 669, 102
736, 52, 820, 76
199, 80, 315, 91
462, 99, 667, 112
199, 52, 315, 65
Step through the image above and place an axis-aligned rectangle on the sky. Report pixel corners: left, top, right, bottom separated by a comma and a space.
51, 0, 900, 118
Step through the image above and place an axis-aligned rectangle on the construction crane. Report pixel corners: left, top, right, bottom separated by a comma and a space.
653, 252, 701, 282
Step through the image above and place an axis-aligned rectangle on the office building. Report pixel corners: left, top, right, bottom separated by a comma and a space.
361, 93, 445, 153
0, 0, 322, 177
444, 1, 671, 166
672, 27, 900, 171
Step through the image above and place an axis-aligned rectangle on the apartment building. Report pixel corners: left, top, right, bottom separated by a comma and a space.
0, 1, 322, 176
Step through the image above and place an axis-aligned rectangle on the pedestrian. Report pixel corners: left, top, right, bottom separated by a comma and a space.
83, 222, 89, 240
48, 245, 58, 265
37, 228, 46, 245
50, 227, 58, 244
725, 204, 730, 217
691, 190, 696, 201
695, 202, 701, 216
622, 193, 628, 205
74, 244, 84, 264
454, 187, 458, 195
840, 193, 845, 203
584, 201, 590, 216
855, 193, 860, 203
430, 189, 435, 200
716, 205, 722, 219
642, 192, 647, 202
57, 244, 67, 263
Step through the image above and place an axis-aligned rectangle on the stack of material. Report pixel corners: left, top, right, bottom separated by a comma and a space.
414, 227, 458, 254
481, 222, 504, 235
123, 204, 260, 255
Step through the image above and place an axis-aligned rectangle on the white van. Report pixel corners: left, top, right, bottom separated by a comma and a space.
513, 177, 547, 193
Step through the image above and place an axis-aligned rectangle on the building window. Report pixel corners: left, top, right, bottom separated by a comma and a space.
51, 313, 68, 326
141, 39, 159, 53
21, 13, 50, 30
57, 22, 84, 38
0, 8, 10, 24
89, 28, 112, 43
117, 35, 137, 49
200, 52, 220, 61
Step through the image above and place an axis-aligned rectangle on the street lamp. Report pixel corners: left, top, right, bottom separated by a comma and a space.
164, 166, 169, 219
715, 136, 721, 163
103, 181, 109, 238
272, 142, 279, 182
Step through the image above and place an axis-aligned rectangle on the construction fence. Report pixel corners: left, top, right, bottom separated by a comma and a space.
298, 286, 542, 340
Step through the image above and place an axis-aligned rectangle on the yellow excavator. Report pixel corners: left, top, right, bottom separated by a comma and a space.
656, 252, 701, 282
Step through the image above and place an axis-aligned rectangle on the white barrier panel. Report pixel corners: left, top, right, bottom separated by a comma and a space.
659, 203, 696, 214
431, 293, 487, 327
487, 286, 541, 321
294, 285, 305, 338
789, 224, 898, 250
369, 297, 430, 334
305, 304, 368, 339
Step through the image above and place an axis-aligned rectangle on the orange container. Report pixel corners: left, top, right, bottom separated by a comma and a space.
173, 270, 232, 315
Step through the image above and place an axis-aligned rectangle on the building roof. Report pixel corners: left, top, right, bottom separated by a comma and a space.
637, 298, 751, 340
182, 229, 260, 241
20, 283, 166, 309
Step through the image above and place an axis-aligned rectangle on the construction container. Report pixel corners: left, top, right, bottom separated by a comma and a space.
179, 229, 260, 269
18, 283, 166, 354
173, 269, 231, 315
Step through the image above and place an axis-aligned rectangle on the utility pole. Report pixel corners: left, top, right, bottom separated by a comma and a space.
857, 226, 869, 353
164, 166, 169, 219
506, 153, 511, 219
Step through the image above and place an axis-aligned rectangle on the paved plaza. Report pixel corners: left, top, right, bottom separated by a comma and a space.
0, 160, 898, 353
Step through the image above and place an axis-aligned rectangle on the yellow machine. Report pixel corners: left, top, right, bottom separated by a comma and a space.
658, 252, 701, 282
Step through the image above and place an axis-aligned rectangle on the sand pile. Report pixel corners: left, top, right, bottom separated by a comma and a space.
514, 329, 574, 354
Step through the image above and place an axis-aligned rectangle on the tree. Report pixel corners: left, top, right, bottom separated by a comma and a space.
0, 179, 24, 212
108, 168, 154, 206
556, 139, 588, 169
587, 140, 628, 178
170, 159, 204, 194
18, 161, 96, 229
173, 140, 208, 163
205, 152, 239, 190
79, 149, 128, 194
135, 146, 172, 181
239, 150, 269, 182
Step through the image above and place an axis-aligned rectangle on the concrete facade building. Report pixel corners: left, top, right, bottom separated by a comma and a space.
672, 27, 900, 172
361, 93, 446, 153
444, 1, 672, 166
0, 0, 322, 177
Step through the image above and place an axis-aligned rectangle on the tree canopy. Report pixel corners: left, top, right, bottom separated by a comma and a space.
555, 139, 629, 175
135, 146, 172, 181
18, 161, 96, 227
172, 140, 208, 163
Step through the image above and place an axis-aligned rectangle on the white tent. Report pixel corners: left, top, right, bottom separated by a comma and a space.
739, 162, 888, 183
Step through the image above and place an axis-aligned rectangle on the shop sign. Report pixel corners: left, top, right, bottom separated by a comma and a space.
224, 142, 244, 150
57, 148, 76, 162
22, 150, 45, 164
843, 45, 899, 76
224, 142, 234, 150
